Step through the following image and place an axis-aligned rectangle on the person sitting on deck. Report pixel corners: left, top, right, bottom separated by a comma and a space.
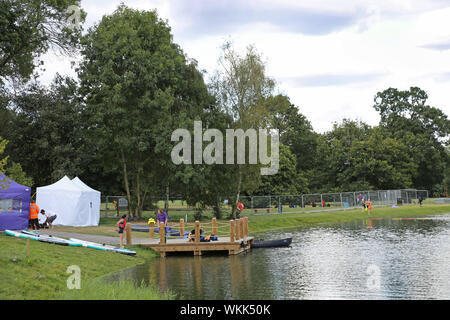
189, 228, 203, 242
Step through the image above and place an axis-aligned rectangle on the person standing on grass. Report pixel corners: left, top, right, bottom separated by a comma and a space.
157, 208, 168, 227
116, 215, 127, 249
29, 202, 40, 230
418, 195, 423, 207
361, 198, 366, 212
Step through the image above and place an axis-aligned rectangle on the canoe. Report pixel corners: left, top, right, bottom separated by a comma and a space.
251, 237, 292, 248
68, 238, 136, 256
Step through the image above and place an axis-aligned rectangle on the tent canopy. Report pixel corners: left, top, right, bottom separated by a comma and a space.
0, 174, 31, 231
36, 176, 100, 227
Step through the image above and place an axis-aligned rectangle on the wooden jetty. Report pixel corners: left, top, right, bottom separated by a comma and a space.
128, 217, 253, 257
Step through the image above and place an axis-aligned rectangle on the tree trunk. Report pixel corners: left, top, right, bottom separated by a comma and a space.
165, 181, 169, 213
213, 197, 222, 219
134, 170, 141, 218
120, 147, 133, 218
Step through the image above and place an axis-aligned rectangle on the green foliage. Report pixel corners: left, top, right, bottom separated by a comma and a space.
78, 5, 213, 217
256, 143, 308, 195
57, 279, 174, 300
6, 162, 33, 187
0, 0, 86, 86
3, 76, 86, 187
374, 87, 450, 192
0, 136, 8, 188
310, 120, 418, 192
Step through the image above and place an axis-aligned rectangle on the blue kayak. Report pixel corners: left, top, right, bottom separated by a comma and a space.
131, 225, 182, 236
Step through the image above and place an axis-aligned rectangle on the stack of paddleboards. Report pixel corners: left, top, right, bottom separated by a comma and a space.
5, 230, 82, 247
5, 230, 136, 256
68, 238, 136, 256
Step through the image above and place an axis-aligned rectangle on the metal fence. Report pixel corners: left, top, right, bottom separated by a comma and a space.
238, 189, 428, 213
101, 189, 429, 217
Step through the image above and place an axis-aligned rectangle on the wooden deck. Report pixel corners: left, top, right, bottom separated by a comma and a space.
130, 217, 253, 257
141, 236, 254, 257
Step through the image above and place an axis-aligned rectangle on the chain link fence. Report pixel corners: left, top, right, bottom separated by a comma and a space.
101, 189, 429, 217
229, 189, 429, 214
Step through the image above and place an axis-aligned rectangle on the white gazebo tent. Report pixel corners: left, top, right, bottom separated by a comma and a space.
71, 176, 101, 226
36, 176, 100, 226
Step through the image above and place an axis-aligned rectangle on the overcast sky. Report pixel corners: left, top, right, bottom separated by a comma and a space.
40, 0, 450, 133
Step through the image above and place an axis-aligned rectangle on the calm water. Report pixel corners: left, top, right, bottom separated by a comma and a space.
109, 214, 450, 299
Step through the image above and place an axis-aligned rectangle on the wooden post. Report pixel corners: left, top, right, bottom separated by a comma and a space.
239, 218, 244, 239
126, 222, 132, 245
149, 222, 155, 239
180, 218, 184, 238
230, 220, 235, 242
212, 217, 217, 235
27, 238, 30, 257
159, 222, 166, 244
244, 217, 248, 238
235, 218, 240, 240
195, 221, 200, 243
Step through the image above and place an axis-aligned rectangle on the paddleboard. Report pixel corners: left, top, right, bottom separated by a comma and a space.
20, 230, 82, 247
5, 230, 39, 241
68, 238, 136, 256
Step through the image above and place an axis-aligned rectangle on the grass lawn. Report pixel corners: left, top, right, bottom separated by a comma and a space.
0, 233, 172, 300
247, 204, 450, 233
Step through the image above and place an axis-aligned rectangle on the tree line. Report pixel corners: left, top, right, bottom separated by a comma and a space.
1, 3, 449, 218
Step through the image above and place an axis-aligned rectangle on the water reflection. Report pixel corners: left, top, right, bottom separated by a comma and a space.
109, 214, 450, 300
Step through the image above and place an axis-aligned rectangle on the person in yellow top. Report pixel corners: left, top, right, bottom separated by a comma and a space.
29, 202, 40, 230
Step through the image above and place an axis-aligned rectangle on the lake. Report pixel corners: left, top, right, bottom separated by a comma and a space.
108, 214, 450, 299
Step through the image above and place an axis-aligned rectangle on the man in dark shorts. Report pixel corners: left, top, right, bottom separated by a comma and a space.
40, 209, 57, 229
418, 195, 423, 207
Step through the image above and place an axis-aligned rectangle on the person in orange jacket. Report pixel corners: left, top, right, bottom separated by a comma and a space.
29, 202, 40, 230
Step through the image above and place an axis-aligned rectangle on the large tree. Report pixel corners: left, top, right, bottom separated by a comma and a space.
313, 119, 417, 192
78, 5, 213, 218
374, 87, 450, 192
0, 0, 85, 87
209, 42, 279, 218
3, 75, 86, 187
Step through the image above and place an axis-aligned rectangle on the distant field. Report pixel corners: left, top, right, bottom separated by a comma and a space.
100, 197, 441, 222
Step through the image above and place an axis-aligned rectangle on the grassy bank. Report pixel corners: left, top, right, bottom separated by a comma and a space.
247, 204, 450, 233
0, 233, 171, 300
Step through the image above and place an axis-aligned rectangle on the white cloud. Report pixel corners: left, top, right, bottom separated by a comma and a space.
38, 0, 450, 133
